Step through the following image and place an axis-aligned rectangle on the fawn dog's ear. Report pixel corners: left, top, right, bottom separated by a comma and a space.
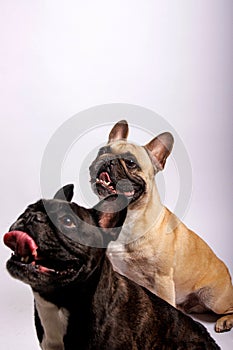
108, 120, 129, 143
145, 132, 174, 171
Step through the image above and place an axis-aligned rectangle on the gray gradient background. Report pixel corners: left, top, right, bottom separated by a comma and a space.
0, 1, 232, 349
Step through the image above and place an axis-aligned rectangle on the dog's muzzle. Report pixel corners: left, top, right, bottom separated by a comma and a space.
89, 156, 146, 203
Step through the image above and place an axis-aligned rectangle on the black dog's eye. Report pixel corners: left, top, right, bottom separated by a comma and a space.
59, 215, 76, 228
124, 159, 138, 169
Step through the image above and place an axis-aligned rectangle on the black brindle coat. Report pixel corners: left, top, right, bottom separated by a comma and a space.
4, 185, 220, 349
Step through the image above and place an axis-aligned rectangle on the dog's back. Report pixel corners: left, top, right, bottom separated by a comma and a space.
4, 186, 220, 349
92, 260, 220, 350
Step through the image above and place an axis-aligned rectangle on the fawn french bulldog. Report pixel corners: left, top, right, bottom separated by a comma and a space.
4, 185, 220, 349
89, 120, 233, 333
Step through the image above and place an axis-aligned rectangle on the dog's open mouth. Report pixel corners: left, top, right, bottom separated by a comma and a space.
4, 231, 75, 275
96, 172, 117, 194
95, 171, 135, 198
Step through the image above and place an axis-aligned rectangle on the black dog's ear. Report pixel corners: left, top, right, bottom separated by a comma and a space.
92, 194, 128, 243
145, 132, 174, 171
54, 184, 74, 202
108, 120, 129, 143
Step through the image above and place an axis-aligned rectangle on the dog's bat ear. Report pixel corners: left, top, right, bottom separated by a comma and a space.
92, 194, 128, 242
108, 120, 129, 143
145, 132, 174, 171
54, 184, 74, 202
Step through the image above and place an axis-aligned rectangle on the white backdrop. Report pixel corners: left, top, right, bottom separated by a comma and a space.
0, 1, 232, 349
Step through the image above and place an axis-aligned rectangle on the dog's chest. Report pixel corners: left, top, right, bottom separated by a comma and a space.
108, 242, 158, 292
33, 292, 69, 350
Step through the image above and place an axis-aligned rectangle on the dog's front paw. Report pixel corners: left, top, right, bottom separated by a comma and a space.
215, 314, 233, 332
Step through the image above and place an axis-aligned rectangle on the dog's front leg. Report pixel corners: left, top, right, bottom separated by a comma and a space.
211, 285, 233, 332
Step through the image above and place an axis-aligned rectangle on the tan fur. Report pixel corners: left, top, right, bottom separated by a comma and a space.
106, 139, 233, 333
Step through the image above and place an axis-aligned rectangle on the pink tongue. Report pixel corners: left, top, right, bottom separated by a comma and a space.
3, 231, 38, 257
99, 172, 111, 183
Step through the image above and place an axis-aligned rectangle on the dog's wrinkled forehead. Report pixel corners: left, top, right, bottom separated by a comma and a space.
22, 200, 68, 218
108, 140, 154, 171
15, 200, 47, 223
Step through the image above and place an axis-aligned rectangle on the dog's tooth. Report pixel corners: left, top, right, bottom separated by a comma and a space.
21, 256, 30, 263
24, 256, 30, 263
96, 178, 111, 187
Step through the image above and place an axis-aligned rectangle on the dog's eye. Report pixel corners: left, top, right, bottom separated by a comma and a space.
124, 159, 138, 169
59, 215, 76, 228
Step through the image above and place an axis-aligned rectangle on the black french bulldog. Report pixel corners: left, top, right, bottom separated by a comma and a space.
4, 185, 220, 350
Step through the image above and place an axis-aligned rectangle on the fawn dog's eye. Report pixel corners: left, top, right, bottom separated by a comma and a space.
124, 158, 138, 169
59, 215, 76, 228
